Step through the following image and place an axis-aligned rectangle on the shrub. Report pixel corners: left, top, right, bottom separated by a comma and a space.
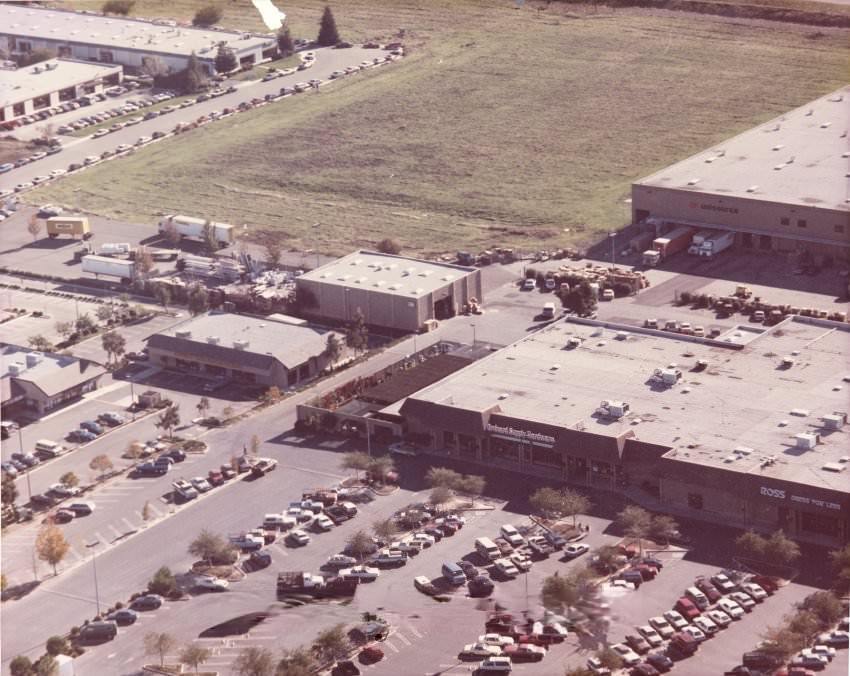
102, 0, 135, 14
193, 4, 222, 26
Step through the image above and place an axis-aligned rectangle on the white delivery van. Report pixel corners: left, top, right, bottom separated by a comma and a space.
475, 537, 500, 562
35, 439, 65, 458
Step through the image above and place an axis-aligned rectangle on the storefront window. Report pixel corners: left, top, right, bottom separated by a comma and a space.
490, 437, 520, 462
688, 493, 704, 509
443, 431, 455, 447
531, 446, 564, 468
458, 434, 477, 458
801, 511, 840, 537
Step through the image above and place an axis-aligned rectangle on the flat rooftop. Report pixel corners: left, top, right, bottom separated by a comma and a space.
155, 312, 331, 370
300, 250, 478, 298
0, 59, 120, 106
0, 6, 274, 59
634, 86, 850, 212
401, 316, 850, 492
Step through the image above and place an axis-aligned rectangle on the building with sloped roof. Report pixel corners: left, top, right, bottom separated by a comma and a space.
0, 345, 106, 415
145, 312, 337, 389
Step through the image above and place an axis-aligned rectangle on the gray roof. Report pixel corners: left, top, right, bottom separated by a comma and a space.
634, 86, 850, 212
0, 6, 275, 60
149, 312, 332, 370
299, 250, 478, 298
0, 59, 122, 107
0, 344, 105, 398
402, 316, 850, 493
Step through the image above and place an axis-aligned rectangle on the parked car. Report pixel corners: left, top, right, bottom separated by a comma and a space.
637, 625, 664, 647
106, 609, 138, 625
251, 458, 278, 477
817, 630, 849, 648
130, 594, 163, 610
67, 429, 97, 443
460, 643, 502, 659
645, 653, 674, 673
648, 616, 675, 639
662, 610, 688, 631
51, 509, 75, 524
326, 554, 358, 568
503, 644, 546, 662
612, 643, 642, 667
49, 483, 81, 498
695, 577, 722, 602
706, 609, 733, 627
340, 566, 379, 582
729, 591, 756, 612
190, 477, 213, 493
499, 524, 524, 547
711, 573, 738, 593
741, 582, 768, 602
626, 634, 652, 654
194, 575, 229, 592
563, 543, 590, 559
478, 634, 515, 648
717, 598, 745, 620
287, 529, 310, 546
98, 412, 125, 426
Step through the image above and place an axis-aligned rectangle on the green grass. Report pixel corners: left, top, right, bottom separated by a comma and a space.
37, 1, 850, 257
69, 93, 198, 138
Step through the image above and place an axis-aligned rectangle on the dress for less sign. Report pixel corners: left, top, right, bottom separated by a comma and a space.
760, 486, 840, 511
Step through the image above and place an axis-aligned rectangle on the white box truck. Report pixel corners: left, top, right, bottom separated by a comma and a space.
687, 230, 714, 255
81, 255, 136, 280
699, 231, 735, 258
159, 215, 234, 247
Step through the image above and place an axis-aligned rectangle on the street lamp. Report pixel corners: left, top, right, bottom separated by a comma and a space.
18, 428, 32, 501
609, 232, 616, 270
470, 323, 476, 345
85, 541, 101, 617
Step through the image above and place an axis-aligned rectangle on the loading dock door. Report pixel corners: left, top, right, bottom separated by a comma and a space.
434, 295, 455, 320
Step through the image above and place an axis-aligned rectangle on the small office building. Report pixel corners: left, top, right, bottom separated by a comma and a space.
0, 345, 106, 415
0, 58, 122, 123
296, 250, 483, 333
145, 312, 336, 389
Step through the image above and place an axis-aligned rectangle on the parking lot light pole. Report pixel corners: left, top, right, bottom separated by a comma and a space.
85, 541, 101, 617
470, 323, 476, 345
129, 380, 136, 421
610, 232, 616, 269
18, 427, 32, 500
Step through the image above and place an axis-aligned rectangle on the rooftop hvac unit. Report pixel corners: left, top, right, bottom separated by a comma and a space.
206, 336, 220, 345
233, 339, 249, 350
795, 432, 819, 450
8, 363, 24, 376
175, 330, 192, 339
25, 352, 43, 367
597, 400, 629, 419
822, 413, 847, 430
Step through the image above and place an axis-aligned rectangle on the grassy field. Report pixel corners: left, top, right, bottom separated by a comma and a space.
37, 1, 850, 256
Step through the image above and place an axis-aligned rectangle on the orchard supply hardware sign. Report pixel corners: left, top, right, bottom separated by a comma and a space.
486, 424, 555, 447
760, 486, 840, 511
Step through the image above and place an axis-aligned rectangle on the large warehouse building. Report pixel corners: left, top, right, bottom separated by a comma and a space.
632, 86, 850, 259
296, 251, 483, 333
0, 58, 122, 123
395, 317, 850, 545
0, 6, 277, 75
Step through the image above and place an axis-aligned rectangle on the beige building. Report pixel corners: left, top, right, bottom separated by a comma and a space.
632, 86, 850, 259
296, 250, 483, 333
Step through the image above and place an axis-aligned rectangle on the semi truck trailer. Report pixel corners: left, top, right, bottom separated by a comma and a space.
47, 216, 91, 240
81, 255, 136, 280
699, 231, 735, 258
158, 215, 234, 247
687, 230, 714, 255
642, 226, 695, 267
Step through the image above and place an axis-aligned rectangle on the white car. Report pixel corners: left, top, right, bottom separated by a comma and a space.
499, 524, 524, 547
15, 182, 34, 192
92, 129, 110, 138
509, 552, 532, 572
287, 529, 310, 546
682, 624, 707, 643
636, 625, 663, 647
706, 609, 732, 627
326, 554, 357, 568
340, 566, 379, 581
587, 656, 612, 675
792, 652, 829, 669
31, 175, 50, 185
693, 616, 718, 636
460, 643, 502, 658
194, 575, 229, 592
711, 573, 737, 593
313, 514, 334, 531
135, 136, 152, 146
717, 597, 745, 620
478, 656, 512, 673
494, 558, 520, 578
611, 643, 641, 667
330, 70, 346, 79
818, 630, 849, 647
412, 533, 435, 547
729, 591, 756, 611
805, 645, 836, 662
741, 582, 768, 601
115, 144, 133, 153
609, 579, 636, 591
83, 155, 100, 165
49, 483, 81, 497
648, 616, 675, 638
478, 634, 515, 648
563, 543, 590, 559
190, 477, 212, 493
172, 479, 198, 500
663, 610, 688, 630
49, 169, 66, 177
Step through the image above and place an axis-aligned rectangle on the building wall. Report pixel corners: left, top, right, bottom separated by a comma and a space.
632, 185, 850, 256
13, 377, 101, 415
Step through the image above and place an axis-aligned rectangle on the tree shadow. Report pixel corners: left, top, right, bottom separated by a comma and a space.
0, 579, 41, 602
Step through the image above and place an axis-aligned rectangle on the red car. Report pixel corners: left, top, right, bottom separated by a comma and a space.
502, 644, 545, 662
674, 597, 700, 621
207, 469, 224, 487
695, 577, 722, 602
749, 575, 779, 594
359, 646, 383, 664
630, 564, 658, 581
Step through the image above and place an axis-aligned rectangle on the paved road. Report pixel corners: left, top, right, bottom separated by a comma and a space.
0, 45, 380, 192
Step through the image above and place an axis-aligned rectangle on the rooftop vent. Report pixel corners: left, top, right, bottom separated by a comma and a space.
7, 363, 24, 376
498, 393, 509, 400
795, 432, 819, 450
746, 186, 758, 193
822, 462, 845, 473
687, 178, 700, 185
206, 336, 220, 345
772, 144, 784, 151
790, 408, 809, 417
25, 352, 43, 367
175, 330, 192, 339
597, 400, 629, 419
822, 413, 847, 430
734, 446, 753, 455
233, 339, 249, 350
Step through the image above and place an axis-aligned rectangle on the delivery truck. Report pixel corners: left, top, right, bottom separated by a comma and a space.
159, 215, 234, 247
642, 226, 695, 267
699, 231, 735, 258
47, 216, 92, 240
687, 230, 714, 255
81, 255, 136, 280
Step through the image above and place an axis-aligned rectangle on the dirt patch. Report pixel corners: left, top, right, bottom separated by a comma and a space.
0, 137, 33, 166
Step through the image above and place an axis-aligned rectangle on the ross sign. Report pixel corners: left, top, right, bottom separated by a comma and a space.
485, 424, 555, 446
760, 486, 840, 511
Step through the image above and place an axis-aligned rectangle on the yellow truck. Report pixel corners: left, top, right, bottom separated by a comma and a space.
46, 216, 92, 240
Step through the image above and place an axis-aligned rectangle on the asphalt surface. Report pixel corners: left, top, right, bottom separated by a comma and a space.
1, 45, 382, 193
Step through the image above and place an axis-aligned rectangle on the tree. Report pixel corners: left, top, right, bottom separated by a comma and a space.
233, 646, 274, 676
763, 529, 801, 566
45, 636, 70, 657
10, 656, 34, 676
187, 283, 209, 316
325, 333, 342, 363
595, 647, 624, 672
156, 404, 180, 439
142, 500, 153, 522
102, 0, 135, 15
59, 472, 78, 488
564, 669, 595, 676
456, 474, 486, 505
276, 646, 315, 676
591, 545, 622, 574
262, 240, 284, 269
154, 285, 171, 310
559, 280, 597, 317
276, 25, 295, 57
76, 313, 97, 334
829, 544, 850, 595
101, 330, 126, 364
425, 466, 461, 490
17, 49, 55, 68
541, 573, 580, 614
366, 455, 395, 484
182, 51, 207, 94
188, 529, 232, 565
317, 5, 341, 46
617, 505, 651, 554
798, 591, 842, 629
560, 488, 590, 526
125, 440, 146, 463
345, 308, 368, 353
27, 335, 53, 352
193, 4, 223, 27
214, 43, 238, 74
372, 518, 397, 544
148, 565, 177, 596
735, 530, 766, 561
196, 397, 211, 420
89, 454, 113, 479
529, 487, 563, 519
201, 221, 218, 256
430, 485, 453, 512
759, 626, 805, 663
27, 214, 42, 241
376, 238, 401, 255
96, 304, 115, 324
786, 610, 822, 644
341, 452, 370, 481
33, 655, 57, 676
180, 644, 211, 675
313, 623, 349, 663
36, 523, 71, 574
2, 473, 18, 506
260, 386, 282, 406
135, 246, 155, 277
141, 56, 169, 78
345, 530, 373, 562
54, 321, 74, 339
649, 514, 679, 544
162, 221, 181, 247
144, 631, 177, 667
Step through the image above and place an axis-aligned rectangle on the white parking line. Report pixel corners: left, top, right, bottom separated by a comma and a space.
407, 625, 423, 638
396, 633, 411, 646
385, 641, 400, 653
122, 517, 136, 531
108, 524, 123, 539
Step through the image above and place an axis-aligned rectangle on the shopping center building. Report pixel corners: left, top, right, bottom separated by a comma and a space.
396, 317, 850, 545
